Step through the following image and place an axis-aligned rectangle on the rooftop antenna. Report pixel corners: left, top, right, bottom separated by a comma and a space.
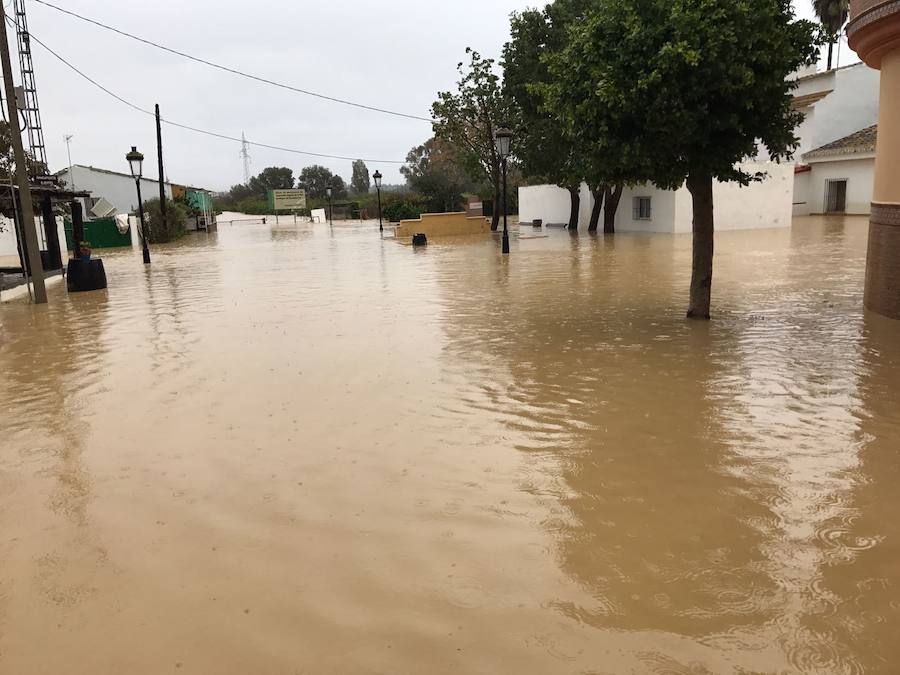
240, 131, 252, 184
12, 0, 48, 174
64, 133, 74, 190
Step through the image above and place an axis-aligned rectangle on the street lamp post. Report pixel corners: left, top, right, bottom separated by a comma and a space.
326, 186, 333, 227
127, 146, 151, 265
373, 170, 383, 233
494, 127, 513, 255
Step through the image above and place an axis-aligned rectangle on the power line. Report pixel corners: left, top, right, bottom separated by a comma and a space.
21, 24, 407, 165
30, 0, 435, 124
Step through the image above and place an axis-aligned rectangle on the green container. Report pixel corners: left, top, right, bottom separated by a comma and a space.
64, 218, 132, 251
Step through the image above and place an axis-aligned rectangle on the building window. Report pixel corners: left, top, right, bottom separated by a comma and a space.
633, 196, 652, 220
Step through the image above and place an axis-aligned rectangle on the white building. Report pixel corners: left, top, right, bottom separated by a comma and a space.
519, 62, 881, 229
519, 162, 794, 233
798, 125, 876, 215
55, 165, 174, 217
790, 62, 880, 215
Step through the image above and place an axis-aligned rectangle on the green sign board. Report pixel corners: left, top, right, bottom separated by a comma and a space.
267, 189, 307, 211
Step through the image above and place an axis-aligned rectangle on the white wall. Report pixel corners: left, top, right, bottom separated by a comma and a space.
619, 162, 793, 233
793, 170, 811, 216
711, 162, 794, 231
791, 64, 880, 154
519, 183, 680, 232
806, 156, 875, 215
812, 65, 880, 151
578, 183, 593, 228
614, 187, 678, 233
519, 162, 793, 234
0, 215, 69, 265
519, 184, 577, 225
58, 166, 173, 215
794, 106, 817, 157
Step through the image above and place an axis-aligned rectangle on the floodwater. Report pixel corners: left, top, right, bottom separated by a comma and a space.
1, 215, 899, 674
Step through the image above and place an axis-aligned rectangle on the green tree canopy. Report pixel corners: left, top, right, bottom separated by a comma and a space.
813, 0, 849, 68
432, 49, 510, 230
299, 165, 347, 200
351, 160, 371, 195
247, 166, 294, 196
505, 2, 599, 230
0, 121, 53, 221
504, 3, 584, 188
401, 137, 472, 213
549, 0, 819, 317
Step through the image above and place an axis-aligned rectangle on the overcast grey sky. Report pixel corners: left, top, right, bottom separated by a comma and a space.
25, 0, 854, 191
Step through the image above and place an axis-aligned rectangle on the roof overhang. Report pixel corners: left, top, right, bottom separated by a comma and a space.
791, 89, 834, 109
805, 151, 877, 164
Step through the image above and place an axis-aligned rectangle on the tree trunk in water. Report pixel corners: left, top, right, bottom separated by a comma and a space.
827, 42, 834, 71
568, 187, 580, 231
588, 186, 605, 232
686, 172, 714, 320
491, 176, 501, 231
603, 184, 623, 234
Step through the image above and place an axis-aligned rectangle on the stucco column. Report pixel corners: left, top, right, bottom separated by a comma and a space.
848, 0, 900, 318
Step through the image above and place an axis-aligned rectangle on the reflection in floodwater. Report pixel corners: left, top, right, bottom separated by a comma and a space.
1, 216, 898, 673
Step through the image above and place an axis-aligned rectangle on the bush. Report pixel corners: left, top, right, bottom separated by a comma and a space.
235, 197, 272, 215
381, 193, 429, 222
141, 198, 188, 244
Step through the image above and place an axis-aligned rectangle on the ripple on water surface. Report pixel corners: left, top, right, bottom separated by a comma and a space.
1, 216, 900, 674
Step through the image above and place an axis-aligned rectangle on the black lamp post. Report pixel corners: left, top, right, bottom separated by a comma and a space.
373, 170, 383, 233
127, 146, 151, 264
326, 185, 333, 227
495, 127, 513, 255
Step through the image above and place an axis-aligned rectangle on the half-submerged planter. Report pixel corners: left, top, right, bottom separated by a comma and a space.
67, 258, 108, 293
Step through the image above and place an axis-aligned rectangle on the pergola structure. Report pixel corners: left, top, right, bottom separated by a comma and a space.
0, 183, 91, 281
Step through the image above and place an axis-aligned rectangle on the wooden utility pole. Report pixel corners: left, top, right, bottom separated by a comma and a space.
155, 104, 167, 235
0, 3, 46, 303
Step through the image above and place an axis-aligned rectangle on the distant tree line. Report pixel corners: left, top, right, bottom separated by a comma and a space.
215, 164, 358, 215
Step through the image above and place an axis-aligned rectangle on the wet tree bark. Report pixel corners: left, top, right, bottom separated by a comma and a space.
686, 172, 714, 320
603, 184, 623, 234
567, 186, 580, 231
588, 185, 605, 232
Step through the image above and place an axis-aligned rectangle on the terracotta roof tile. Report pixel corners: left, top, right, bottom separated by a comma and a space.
803, 125, 878, 160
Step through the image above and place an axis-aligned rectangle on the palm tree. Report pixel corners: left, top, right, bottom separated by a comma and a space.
813, 0, 850, 70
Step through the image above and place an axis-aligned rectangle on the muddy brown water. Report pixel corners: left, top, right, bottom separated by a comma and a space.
1, 216, 899, 674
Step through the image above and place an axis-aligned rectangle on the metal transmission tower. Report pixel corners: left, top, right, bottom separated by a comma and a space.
240, 132, 252, 184
12, 0, 48, 174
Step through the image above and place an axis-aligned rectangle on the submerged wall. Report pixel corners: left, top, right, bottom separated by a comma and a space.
805, 156, 875, 215
0, 216, 69, 266
519, 162, 794, 234
394, 212, 491, 238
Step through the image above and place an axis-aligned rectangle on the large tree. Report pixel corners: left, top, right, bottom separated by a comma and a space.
401, 137, 472, 213
813, 0, 849, 70
247, 166, 294, 196
504, 7, 581, 230
299, 165, 347, 200
551, 0, 818, 319
350, 160, 370, 195
0, 121, 52, 221
432, 49, 510, 231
